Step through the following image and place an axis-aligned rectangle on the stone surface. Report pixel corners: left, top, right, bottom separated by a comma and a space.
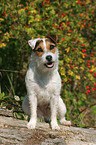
0, 116, 96, 145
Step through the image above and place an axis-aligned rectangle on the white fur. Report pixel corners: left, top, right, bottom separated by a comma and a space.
28, 38, 40, 49
22, 38, 71, 130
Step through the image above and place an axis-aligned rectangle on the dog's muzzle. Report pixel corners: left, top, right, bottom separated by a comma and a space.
44, 55, 54, 68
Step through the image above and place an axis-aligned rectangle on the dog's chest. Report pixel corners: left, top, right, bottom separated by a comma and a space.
35, 79, 56, 104
26, 68, 61, 104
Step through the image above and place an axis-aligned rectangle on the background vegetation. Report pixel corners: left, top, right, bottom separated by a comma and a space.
0, 0, 96, 127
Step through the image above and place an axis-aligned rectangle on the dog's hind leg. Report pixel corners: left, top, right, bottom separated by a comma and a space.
22, 95, 30, 115
58, 97, 71, 126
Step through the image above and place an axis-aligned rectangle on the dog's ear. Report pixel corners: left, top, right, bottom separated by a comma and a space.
46, 34, 58, 44
28, 38, 40, 49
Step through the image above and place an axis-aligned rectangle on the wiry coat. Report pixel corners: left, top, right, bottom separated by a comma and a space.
22, 36, 71, 130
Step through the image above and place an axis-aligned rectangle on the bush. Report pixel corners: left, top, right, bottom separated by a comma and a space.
0, 0, 96, 127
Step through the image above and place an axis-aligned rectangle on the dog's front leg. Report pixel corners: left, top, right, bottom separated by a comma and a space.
27, 94, 37, 129
50, 96, 60, 130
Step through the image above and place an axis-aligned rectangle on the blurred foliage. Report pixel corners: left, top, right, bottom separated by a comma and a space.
0, 0, 96, 127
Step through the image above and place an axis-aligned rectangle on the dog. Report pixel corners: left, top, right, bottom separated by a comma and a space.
22, 35, 71, 130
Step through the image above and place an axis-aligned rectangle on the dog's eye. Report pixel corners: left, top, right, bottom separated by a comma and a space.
50, 45, 55, 50
36, 47, 43, 52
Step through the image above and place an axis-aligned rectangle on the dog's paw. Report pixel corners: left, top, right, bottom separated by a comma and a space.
60, 118, 71, 126
27, 121, 36, 129
51, 121, 60, 130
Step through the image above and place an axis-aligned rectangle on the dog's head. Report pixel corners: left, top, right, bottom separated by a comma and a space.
28, 35, 59, 71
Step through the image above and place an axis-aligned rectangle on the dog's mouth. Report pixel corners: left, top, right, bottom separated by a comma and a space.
44, 62, 54, 68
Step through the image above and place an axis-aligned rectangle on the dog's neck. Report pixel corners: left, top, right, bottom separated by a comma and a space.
34, 67, 55, 87
29, 59, 57, 87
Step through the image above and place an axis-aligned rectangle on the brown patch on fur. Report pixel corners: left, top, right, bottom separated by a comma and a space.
46, 39, 57, 53
34, 40, 44, 56
34, 39, 57, 57
46, 35, 58, 44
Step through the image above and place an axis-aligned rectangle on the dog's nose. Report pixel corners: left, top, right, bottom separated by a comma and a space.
46, 55, 52, 62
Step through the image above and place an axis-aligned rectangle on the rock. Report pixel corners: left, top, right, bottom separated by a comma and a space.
41, 138, 66, 145
0, 116, 96, 145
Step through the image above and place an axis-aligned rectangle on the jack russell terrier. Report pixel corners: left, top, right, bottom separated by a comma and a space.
22, 35, 71, 130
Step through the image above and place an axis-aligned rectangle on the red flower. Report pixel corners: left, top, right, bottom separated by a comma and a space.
86, 86, 89, 89
31, 3, 34, 6
79, 0, 82, 3
41, 18, 44, 20
86, 92, 89, 95
91, 11, 94, 13
62, 13, 65, 17
91, 54, 93, 57
73, 48, 76, 51
91, 61, 95, 63
69, 30, 72, 33
63, 27, 65, 30
83, 24, 86, 26
88, 90, 90, 93
84, 54, 87, 57
25, 7, 28, 10
46, 1, 50, 3
57, 27, 61, 29
42, 2, 45, 6
71, 66, 73, 68
3, 11, 6, 16
88, 24, 91, 27
82, 4, 86, 7
94, 73, 96, 77
89, 70, 92, 73
11, 26, 14, 30
41, 25, 43, 27
86, 90, 90, 95
87, 63, 90, 68
62, 38, 65, 41
93, 83, 96, 86
68, 79, 71, 82
92, 87, 96, 91
28, 11, 30, 15
0, 41, 2, 43
80, 14, 82, 17
82, 44, 85, 47
45, 17, 48, 20
66, 22, 70, 25
83, 20, 86, 22
82, 49, 86, 52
